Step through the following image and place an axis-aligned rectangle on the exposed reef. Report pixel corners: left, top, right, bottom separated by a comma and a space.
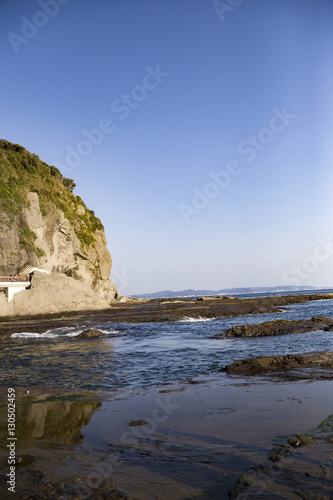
1, 294, 333, 337
222, 351, 333, 377
214, 316, 333, 338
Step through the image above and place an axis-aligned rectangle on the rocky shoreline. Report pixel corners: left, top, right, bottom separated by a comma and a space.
1, 293, 333, 498
230, 420, 333, 499
1, 374, 332, 499
0, 293, 332, 338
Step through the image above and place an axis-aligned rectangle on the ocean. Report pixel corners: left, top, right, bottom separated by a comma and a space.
2, 290, 333, 392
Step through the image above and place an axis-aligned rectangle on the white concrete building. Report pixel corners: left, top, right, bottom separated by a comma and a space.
0, 277, 31, 302
0, 267, 49, 302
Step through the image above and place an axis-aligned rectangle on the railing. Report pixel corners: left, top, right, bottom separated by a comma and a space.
0, 276, 31, 283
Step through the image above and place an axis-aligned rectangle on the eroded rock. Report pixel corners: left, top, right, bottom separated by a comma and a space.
76, 329, 105, 338
214, 317, 333, 338
223, 351, 333, 375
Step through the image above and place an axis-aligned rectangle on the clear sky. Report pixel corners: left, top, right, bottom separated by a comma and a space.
1, 0, 333, 295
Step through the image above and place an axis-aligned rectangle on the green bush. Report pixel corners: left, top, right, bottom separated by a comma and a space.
19, 222, 37, 251
0, 139, 104, 255
76, 227, 95, 246
62, 177, 76, 192
19, 221, 45, 257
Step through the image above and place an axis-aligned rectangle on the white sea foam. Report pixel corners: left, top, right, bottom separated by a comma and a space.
179, 316, 215, 322
11, 331, 66, 339
11, 328, 119, 339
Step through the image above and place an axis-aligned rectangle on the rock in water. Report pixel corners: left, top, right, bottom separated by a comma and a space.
76, 329, 105, 338
223, 351, 333, 375
0, 139, 118, 316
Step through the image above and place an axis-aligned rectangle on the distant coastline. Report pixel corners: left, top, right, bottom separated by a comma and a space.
131, 285, 333, 300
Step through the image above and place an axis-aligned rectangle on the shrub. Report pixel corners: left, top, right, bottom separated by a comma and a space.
0, 139, 104, 255
19, 222, 37, 251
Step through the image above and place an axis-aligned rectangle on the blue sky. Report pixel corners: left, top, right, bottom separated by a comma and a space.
1, 0, 333, 294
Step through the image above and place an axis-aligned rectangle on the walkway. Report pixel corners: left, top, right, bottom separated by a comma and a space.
0, 275, 31, 302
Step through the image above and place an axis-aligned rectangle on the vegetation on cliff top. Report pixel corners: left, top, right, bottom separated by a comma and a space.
0, 139, 103, 251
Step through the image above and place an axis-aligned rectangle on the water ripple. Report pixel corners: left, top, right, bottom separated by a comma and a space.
1, 299, 333, 390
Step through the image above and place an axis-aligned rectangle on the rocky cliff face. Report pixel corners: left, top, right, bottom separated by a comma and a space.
0, 139, 118, 314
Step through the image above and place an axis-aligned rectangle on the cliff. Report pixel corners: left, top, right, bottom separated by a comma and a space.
0, 139, 118, 315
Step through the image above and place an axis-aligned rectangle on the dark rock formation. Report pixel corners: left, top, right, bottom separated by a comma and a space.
214, 317, 333, 338
76, 329, 105, 338
222, 351, 333, 375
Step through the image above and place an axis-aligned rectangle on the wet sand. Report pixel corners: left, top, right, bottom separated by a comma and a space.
0, 373, 332, 499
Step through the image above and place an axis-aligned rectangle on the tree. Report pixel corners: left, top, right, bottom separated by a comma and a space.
62, 177, 76, 192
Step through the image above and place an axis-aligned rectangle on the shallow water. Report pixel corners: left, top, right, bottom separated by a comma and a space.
1, 298, 333, 391
1, 373, 332, 499
1, 298, 333, 499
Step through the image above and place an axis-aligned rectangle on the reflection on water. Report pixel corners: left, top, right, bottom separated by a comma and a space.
0, 399, 101, 447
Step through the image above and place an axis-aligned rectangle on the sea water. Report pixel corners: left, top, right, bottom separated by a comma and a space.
1, 294, 333, 391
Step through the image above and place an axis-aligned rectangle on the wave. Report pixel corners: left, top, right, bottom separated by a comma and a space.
11, 328, 119, 339
179, 316, 215, 322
